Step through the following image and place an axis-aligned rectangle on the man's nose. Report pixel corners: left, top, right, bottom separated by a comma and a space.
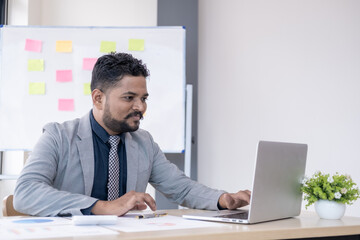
133, 99, 146, 112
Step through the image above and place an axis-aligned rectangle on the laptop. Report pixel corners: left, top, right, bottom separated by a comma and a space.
183, 141, 308, 224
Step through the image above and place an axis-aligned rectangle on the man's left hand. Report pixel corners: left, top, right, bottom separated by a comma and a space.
218, 190, 251, 210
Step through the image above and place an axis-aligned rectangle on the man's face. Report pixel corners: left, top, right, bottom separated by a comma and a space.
101, 75, 148, 135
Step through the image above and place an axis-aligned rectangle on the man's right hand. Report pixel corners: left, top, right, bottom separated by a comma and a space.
91, 191, 156, 216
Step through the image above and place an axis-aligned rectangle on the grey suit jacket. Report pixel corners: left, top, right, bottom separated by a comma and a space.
14, 112, 225, 216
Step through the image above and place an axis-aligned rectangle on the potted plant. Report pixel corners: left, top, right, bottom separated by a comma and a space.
301, 171, 360, 219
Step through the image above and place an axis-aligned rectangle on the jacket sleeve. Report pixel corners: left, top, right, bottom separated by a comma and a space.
14, 123, 97, 216
146, 132, 225, 210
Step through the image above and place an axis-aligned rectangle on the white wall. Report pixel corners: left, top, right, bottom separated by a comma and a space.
7, 0, 28, 24
28, 0, 157, 26
198, 0, 360, 217
8, 0, 157, 26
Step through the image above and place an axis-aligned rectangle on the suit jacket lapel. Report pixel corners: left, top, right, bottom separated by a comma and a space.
76, 112, 95, 196
125, 133, 138, 192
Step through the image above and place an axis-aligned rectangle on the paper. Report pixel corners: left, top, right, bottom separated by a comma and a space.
0, 225, 117, 239
0, 217, 117, 240
58, 99, 74, 111
56, 70, 73, 82
83, 83, 91, 95
56, 40, 72, 52
0, 217, 70, 227
128, 39, 145, 51
107, 215, 223, 232
25, 39, 42, 52
29, 82, 45, 95
100, 41, 116, 53
28, 59, 44, 71
82, 58, 98, 70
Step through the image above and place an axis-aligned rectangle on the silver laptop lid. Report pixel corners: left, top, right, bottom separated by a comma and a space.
247, 141, 307, 223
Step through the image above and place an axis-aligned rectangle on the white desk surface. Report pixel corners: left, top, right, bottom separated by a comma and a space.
2, 209, 360, 240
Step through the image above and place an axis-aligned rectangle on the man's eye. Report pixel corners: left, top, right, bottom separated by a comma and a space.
141, 98, 148, 102
123, 96, 133, 101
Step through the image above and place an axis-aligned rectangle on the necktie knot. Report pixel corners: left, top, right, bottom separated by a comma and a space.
108, 135, 120, 147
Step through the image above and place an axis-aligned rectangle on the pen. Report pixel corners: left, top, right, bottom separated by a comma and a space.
136, 213, 168, 219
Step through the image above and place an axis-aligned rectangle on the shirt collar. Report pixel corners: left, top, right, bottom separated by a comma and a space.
90, 110, 125, 144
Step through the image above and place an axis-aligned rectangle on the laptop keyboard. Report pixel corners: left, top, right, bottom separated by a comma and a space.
215, 211, 249, 220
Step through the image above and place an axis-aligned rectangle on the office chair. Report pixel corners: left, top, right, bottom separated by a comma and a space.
2, 194, 27, 216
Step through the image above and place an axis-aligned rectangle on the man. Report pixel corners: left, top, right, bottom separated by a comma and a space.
14, 53, 251, 216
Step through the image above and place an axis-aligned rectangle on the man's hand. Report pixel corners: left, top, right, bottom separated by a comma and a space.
218, 190, 251, 210
91, 191, 156, 216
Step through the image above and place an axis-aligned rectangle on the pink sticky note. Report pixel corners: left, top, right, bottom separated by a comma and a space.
25, 39, 42, 52
58, 99, 74, 111
56, 70, 73, 82
82, 58, 98, 70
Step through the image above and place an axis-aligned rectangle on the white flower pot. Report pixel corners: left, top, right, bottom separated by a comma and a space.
315, 200, 346, 220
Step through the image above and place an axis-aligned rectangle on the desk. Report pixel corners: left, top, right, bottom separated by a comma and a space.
2, 209, 360, 240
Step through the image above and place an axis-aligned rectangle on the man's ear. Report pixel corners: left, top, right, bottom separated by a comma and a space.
92, 89, 104, 110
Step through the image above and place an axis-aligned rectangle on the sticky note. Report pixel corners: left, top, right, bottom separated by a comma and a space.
82, 58, 98, 70
100, 41, 116, 53
128, 39, 145, 51
25, 39, 42, 52
83, 83, 91, 95
58, 99, 74, 111
29, 82, 45, 95
28, 59, 44, 71
56, 40, 72, 52
56, 70, 73, 82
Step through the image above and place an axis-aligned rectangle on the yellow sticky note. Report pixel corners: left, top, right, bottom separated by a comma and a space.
128, 39, 145, 51
56, 40, 72, 52
100, 41, 116, 53
29, 82, 45, 95
83, 83, 91, 95
28, 59, 44, 71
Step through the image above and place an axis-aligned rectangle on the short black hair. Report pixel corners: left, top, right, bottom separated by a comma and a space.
91, 52, 149, 93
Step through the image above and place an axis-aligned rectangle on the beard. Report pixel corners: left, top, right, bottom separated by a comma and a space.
102, 103, 143, 134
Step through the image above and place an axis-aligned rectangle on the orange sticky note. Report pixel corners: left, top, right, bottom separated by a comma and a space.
58, 99, 74, 111
25, 39, 42, 52
82, 58, 98, 70
56, 40, 72, 52
56, 70, 73, 82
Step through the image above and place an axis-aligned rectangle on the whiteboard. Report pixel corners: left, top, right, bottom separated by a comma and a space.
0, 26, 186, 152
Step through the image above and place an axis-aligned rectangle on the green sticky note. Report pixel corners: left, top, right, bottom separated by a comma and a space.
29, 82, 45, 95
83, 83, 91, 95
28, 59, 44, 71
128, 39, 145, 51
100, 41, 116, 53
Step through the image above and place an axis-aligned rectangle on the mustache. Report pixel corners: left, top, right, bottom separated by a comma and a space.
125, 111, 144, 120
